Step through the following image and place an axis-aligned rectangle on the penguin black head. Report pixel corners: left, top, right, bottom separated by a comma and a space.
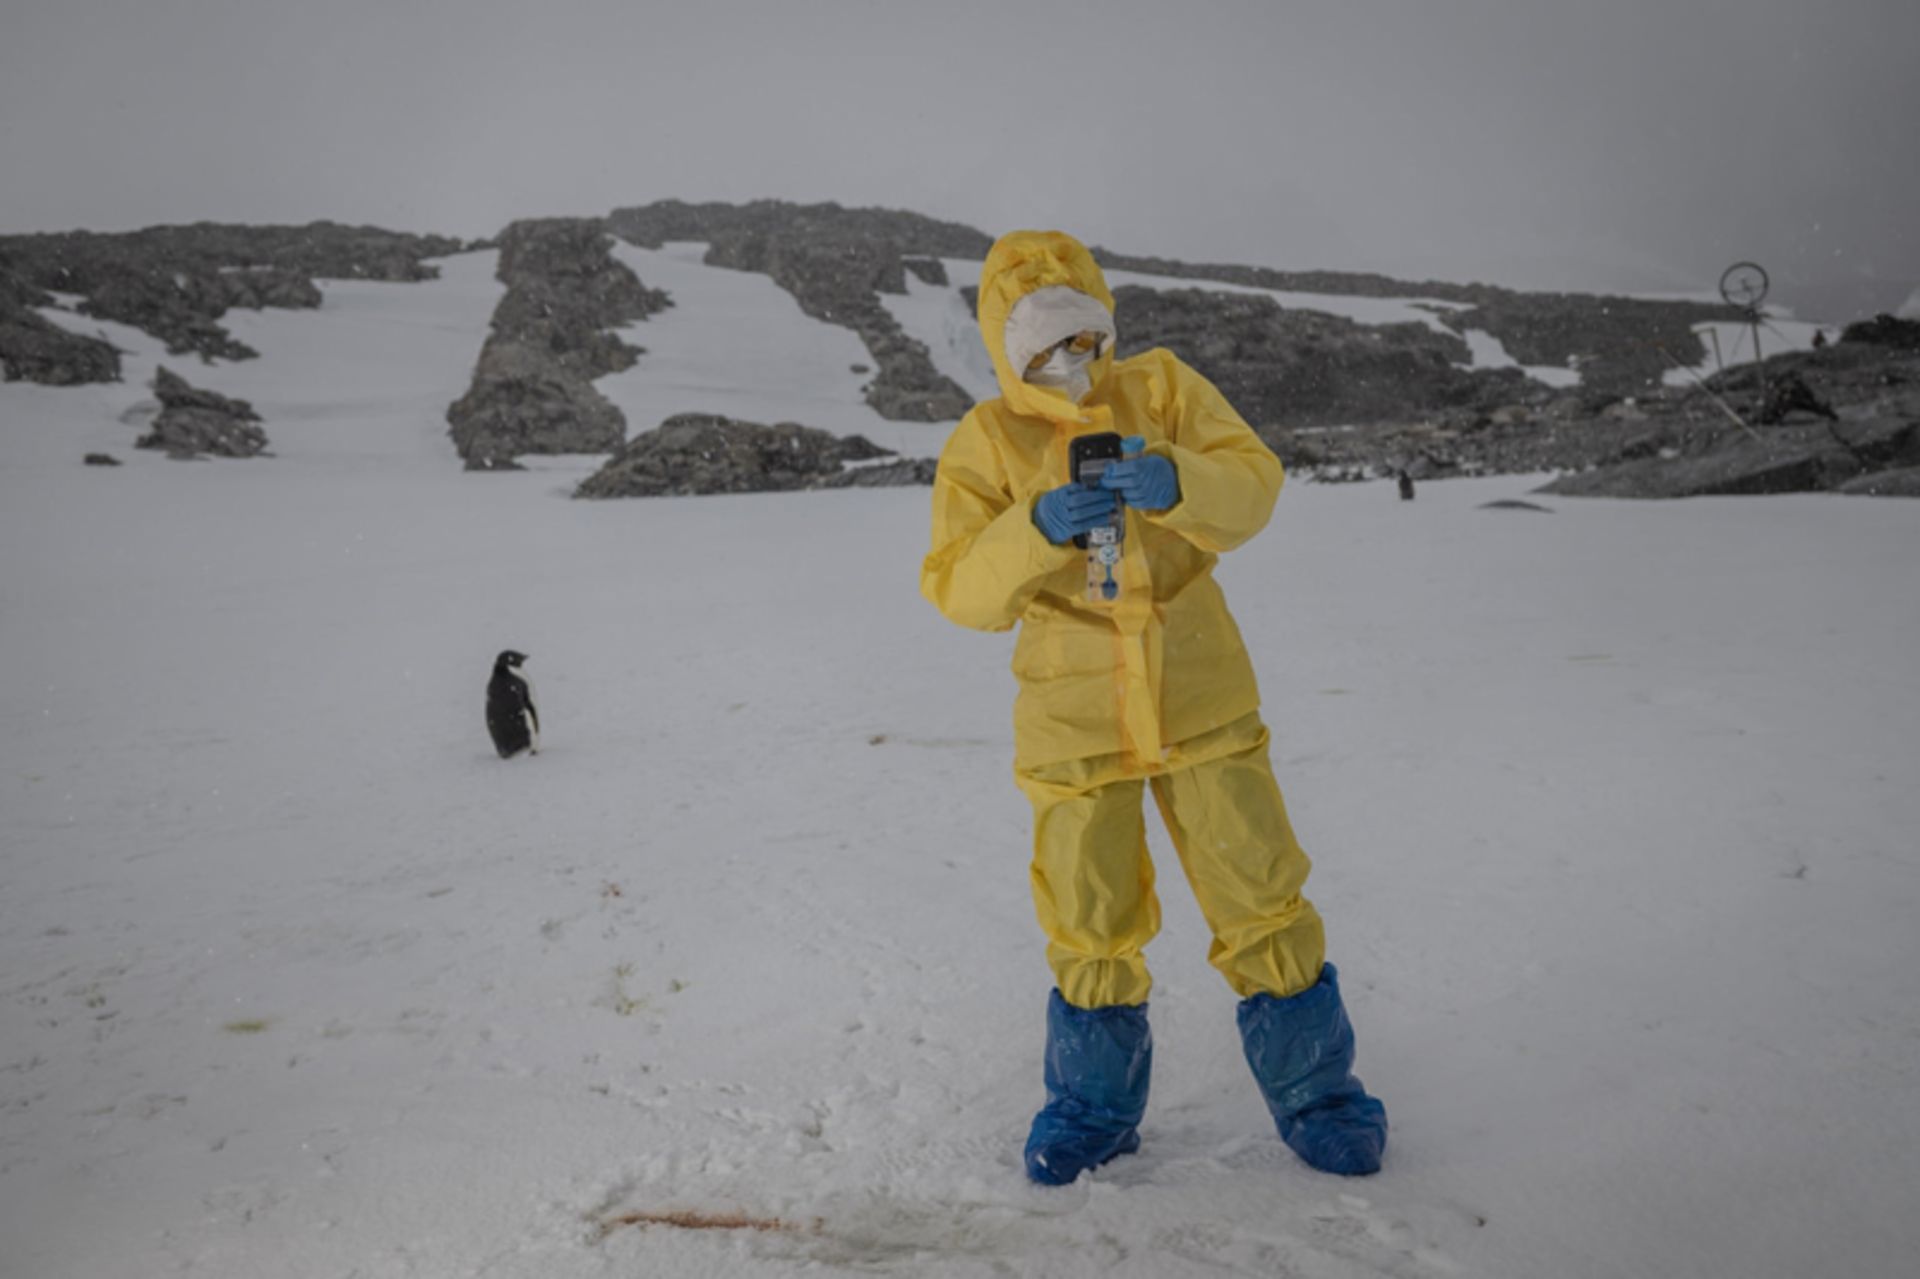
495, 650, 529, 669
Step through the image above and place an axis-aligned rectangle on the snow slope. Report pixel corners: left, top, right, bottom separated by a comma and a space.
3, 252, 1919, 1279
599, 242, 945, 459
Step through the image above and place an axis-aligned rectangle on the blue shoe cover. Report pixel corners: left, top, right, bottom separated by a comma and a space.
1024, 989, 1151, 1185
1237, 963, 1387, 1176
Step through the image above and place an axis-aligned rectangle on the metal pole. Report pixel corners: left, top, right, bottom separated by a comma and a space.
1658, 345, 1764, 443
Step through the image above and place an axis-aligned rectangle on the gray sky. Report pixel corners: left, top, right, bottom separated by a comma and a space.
2, 0, 1914, 298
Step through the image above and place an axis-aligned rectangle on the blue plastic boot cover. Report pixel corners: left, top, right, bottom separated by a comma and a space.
1237, 963, 1387, 1176
1024, 989, 1152, 1185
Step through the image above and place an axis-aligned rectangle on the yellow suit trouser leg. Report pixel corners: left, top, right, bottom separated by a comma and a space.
1149, 718, 1325, 1001
1017, 713, 1325, 1010
1018, 768, 1162, 1010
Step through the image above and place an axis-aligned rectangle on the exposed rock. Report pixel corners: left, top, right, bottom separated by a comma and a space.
1836, 466, 1920, 497
1537, 417, 1920, 499
821, 457, 941, 488
1436, 296, 1721, 396
1479, 499, 1553, 512
446, 341, 628, 469
0, 222, 463, 362
0, 306, 122, 384
1, 258, 52, 308
84, 452, 121, 466
217, 267, 324, 310
80, 265, 262, 360
446, 218, 671, 469
608, 200, 978, 422
1259, 341, 1920, 497
137, 366, 269, 458
902, 257, 948, 287
1757, 372, 1838, 424
1841, 313, 1920, 352
609, 199, 991, 261
574, 412, 926, 498
1111, 285, 1530, 430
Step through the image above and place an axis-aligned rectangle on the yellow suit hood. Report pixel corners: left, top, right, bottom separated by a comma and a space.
977, 231, 1118, 423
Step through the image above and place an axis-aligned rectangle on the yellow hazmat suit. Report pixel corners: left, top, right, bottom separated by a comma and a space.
921, 230, 1325, 1009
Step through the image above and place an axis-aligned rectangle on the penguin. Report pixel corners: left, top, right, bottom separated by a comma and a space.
486, 650, 540, 758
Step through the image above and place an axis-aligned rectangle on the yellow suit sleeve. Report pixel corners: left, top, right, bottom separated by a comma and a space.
921, 412, 1076, 632
1143, 352, 1284, 554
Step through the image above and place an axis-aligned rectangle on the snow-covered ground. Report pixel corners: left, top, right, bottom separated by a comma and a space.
3, 254, 1919, 1279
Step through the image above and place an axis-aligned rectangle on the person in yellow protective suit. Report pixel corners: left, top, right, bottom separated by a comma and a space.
920, 230, 1387, 1184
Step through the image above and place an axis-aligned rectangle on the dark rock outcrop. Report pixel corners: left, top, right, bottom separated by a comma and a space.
902, 257, 949, 287
574, 412, 930, 498
608, 200, 980, 422
446, 218, 671, 470
216, 267, 325, 311
0, 307, 122, 384
1112, 285, 1526, 430
1434, 296, 1720, 396
1841, 314, 1920, 352
136, 366, 269, 458
1537, 417, 1920, 498
820, 456, 940, 488
1757, 372, 1838, 424
1836, 466, 1920, 496
1255, 340, 1920, 498
0, 222, 463, 364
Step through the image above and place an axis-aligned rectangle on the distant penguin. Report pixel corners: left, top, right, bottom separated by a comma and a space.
1398, 471, 1416, 501
486, 650, 540, 758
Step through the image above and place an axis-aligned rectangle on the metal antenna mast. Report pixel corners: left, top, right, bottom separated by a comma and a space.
1719, 261, 1772, 411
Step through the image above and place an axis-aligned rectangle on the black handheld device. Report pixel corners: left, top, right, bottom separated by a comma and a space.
1068, 432, 1124, 548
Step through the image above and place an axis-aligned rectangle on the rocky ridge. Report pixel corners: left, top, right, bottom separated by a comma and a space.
10, 203, 1912, 499
1112, 285, 1536, 429
444, 218, 671, 470
574, 412, 935, 498
1533, 338, 1920, 498
1266, 332, 1920, 497
0, 296, 122, 385
0, 223, 465, 370
1090, 248, 1744, 396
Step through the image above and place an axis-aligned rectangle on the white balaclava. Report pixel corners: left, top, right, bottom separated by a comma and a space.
1005, 286, 1117, 404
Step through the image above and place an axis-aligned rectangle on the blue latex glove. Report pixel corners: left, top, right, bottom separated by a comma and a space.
1033, 481, 1119, 545
1099, 436, 1180, 511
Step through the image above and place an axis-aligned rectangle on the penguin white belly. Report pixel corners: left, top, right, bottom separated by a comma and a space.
517, 671, 540, 754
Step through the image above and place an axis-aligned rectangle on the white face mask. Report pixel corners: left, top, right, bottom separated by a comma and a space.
1024, 344, 1097, 402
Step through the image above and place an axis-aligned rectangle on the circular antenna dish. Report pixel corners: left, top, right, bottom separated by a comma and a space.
1719, 261, 1770, 310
